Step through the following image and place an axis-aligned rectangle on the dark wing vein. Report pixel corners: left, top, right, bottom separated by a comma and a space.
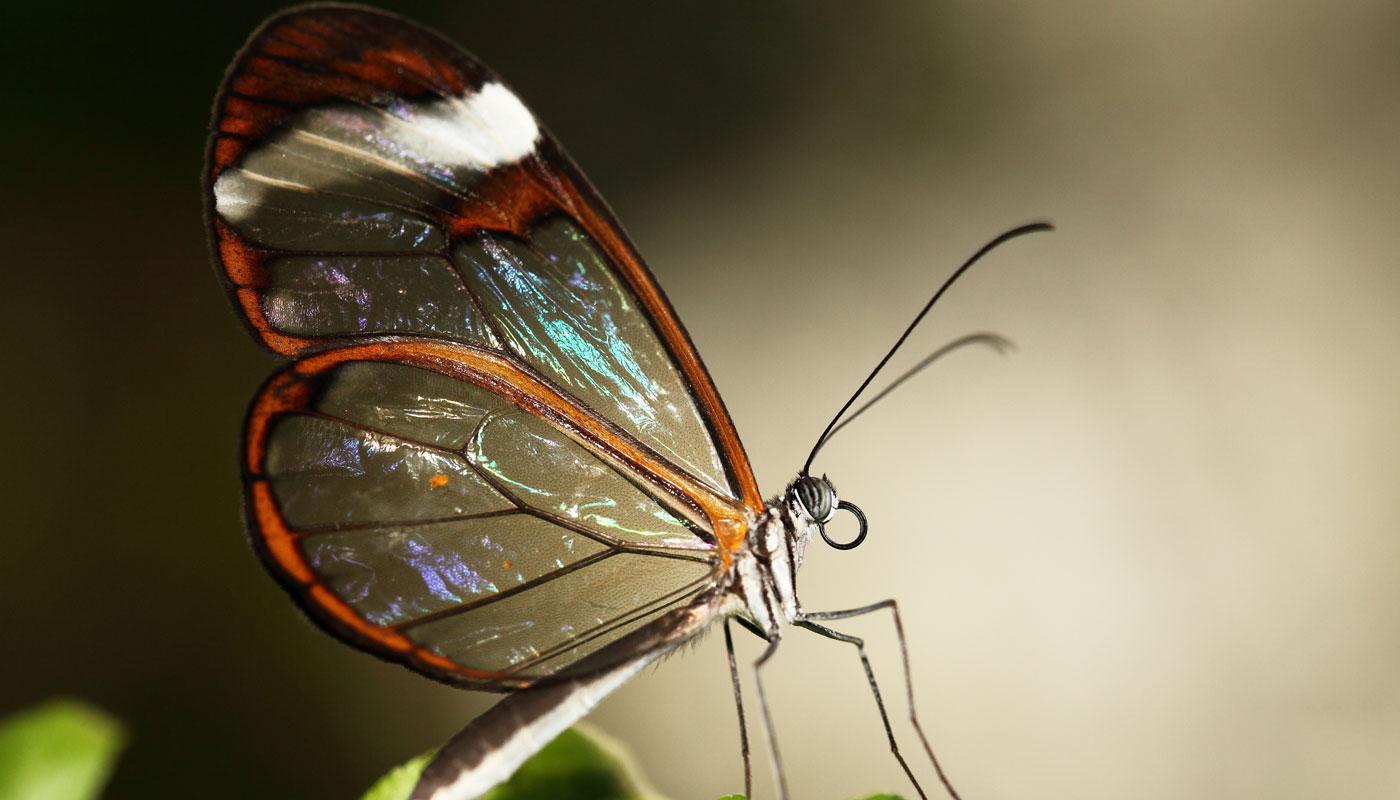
504, 572, 714, 676
394, 549, 616, 631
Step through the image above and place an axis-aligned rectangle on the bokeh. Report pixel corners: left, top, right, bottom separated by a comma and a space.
3, 2, 1397, 798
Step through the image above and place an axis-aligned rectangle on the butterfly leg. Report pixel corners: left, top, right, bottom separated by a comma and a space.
752, 633, 789, 800
724, 618, 753, 799
798, 600, 963, 800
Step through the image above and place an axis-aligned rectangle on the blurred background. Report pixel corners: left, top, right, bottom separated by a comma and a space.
3, 1, 1398, 798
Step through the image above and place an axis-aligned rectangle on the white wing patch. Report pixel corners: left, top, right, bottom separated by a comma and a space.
213, 81, 539, 228
421, 82, 540, 169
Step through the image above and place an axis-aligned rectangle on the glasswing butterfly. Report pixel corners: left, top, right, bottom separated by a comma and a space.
205, 5, 1048, 798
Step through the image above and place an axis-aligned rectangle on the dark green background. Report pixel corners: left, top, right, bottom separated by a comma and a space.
4, 3, 971, 796
5, 3, 1399, 799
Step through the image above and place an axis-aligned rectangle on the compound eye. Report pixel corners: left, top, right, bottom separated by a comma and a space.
792, 475, 835, 523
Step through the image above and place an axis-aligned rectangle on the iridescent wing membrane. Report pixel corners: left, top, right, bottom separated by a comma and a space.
205, 6, 761, 688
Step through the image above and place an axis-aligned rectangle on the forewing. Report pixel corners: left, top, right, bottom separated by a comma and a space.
246, 343, 725, 688
206, 5, 761, 512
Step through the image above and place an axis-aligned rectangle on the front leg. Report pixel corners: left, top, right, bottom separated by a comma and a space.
798, 600, 963, 800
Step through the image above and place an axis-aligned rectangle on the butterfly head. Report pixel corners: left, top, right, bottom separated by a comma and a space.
790, 474, 867, 551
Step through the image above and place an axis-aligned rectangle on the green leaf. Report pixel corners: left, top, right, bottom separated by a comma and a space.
362, 724, 904, 800
360, 750, 437, 800
363, 724, 665, 800
0, 699, 125, 800
478, 725, 645, 800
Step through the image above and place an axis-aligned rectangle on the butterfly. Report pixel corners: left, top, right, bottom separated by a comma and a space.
205, 5, 1047, 799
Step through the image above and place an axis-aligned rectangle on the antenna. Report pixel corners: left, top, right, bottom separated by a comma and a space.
802, 222, 1053, 475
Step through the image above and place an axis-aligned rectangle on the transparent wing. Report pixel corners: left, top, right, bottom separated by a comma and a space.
206, 5, 760, 510
246, 345, 726, 687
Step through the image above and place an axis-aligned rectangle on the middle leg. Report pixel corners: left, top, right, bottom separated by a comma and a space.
795, 617, 930, 800
801, 601, 963, 799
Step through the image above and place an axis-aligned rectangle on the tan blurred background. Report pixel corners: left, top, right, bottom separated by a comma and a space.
3, 1, 1397, 798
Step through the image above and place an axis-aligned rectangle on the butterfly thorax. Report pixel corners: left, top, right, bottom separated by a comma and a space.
725, 487, 821, 637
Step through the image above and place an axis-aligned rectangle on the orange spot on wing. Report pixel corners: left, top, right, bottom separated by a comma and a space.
310, 342, 741, 536
252, 474, 520, 684
429, 474, 449, 489
502, 559, 512, 570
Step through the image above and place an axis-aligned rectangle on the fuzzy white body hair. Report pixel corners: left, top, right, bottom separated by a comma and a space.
727, 493, 821, 637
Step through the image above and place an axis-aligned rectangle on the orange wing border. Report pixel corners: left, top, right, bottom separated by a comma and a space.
204, 5, 764, 514
243, 338, 747, 689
